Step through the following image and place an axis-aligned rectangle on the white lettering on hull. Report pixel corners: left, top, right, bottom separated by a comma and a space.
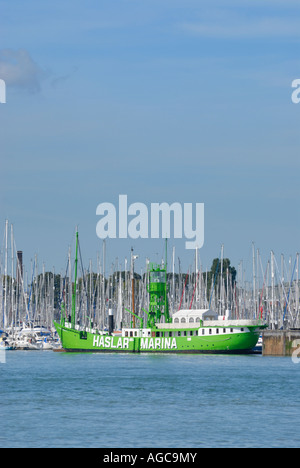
140, 337, 177, 350
92, 335, 178, 350
93, 336, 129, 349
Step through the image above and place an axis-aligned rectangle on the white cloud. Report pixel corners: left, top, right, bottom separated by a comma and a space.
0, 49, 46, 93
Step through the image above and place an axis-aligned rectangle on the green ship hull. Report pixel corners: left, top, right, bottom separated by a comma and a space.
54, 321, 264, 354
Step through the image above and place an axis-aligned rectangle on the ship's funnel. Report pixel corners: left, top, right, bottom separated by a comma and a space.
108, 309, 114, 335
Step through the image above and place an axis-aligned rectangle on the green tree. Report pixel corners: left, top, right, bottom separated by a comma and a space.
207, 258, 236, 300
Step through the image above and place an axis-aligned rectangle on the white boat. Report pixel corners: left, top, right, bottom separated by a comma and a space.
33, 327, 61, 350
0, 334, 14, 350
4, 325, 61, 351
253, 334, 263, 353
12, 328, 42, 350
40, 335, 61, 350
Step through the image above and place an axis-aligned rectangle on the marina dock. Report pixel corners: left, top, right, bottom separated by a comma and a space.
263, 329, 300, 356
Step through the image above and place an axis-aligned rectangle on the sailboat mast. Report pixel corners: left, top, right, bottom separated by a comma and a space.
4, 220, 8, 329
252, 242, 256, 318
71, 229, 79, 329
271, 250, 275, 330
131, 248, 135, 328
165, 238, 170, 322
165, 238, 167, 314
11, 224, 14, 330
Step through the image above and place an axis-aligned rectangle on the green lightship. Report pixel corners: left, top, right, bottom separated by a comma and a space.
54, 234, 266, 353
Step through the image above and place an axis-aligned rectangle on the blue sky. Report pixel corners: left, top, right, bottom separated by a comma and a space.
1, 0, 300, 276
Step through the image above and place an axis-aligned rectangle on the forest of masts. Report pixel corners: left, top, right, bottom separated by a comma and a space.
1, 221, 300, 332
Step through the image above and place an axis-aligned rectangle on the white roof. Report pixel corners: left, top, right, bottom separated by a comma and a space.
172, 309, 218, 321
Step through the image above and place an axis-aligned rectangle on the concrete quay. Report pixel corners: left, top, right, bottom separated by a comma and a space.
263, 330, 300, 356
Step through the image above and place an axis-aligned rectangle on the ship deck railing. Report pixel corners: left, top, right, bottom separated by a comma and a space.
156, 319, 264, 330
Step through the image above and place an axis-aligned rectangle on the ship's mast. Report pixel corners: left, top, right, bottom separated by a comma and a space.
130, 248, 139, 328
165, 238, 169, 323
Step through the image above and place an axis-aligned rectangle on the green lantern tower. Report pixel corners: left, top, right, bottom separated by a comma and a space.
147, 262, 171, 328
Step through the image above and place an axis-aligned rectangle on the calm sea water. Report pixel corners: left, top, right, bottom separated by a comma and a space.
0, 351, 299, 448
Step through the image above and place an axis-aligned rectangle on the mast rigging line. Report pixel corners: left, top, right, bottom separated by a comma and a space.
189, 271, 200, 310
257, 263, 268, 321
209, 251, 221, 309
178, 271, 189, 311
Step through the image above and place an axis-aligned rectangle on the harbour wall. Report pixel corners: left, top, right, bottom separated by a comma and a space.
263, 330, 300, 356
